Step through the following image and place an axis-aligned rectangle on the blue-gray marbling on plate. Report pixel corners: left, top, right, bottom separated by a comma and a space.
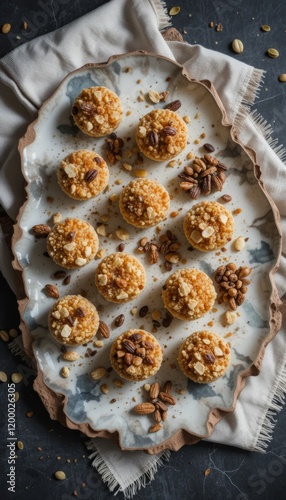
17, 53, 281, 450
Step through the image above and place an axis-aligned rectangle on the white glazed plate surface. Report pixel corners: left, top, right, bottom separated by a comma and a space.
15, 53, 281, 450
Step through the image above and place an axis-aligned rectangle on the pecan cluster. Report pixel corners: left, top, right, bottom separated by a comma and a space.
105, 132, 124, 164
179, 154, 228, 199
147, 125, 177, 148
133, 380, 176, 433
214, 262, 252, 310
116, 332, 156, 368
137, 229, 181, 273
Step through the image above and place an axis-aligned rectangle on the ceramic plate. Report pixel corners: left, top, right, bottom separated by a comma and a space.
15, 52, 281, 451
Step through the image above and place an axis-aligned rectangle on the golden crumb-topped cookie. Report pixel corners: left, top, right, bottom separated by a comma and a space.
162, 268, 216, 321
71, 86, 123, 137
136, 108, 188, 161
95, 252, 146, 303
183, 200, 234, 251
47, 218, 98, 269
178, 331, 231, 383
57, 150, 109, 200
48, 295, 99, 346
119, 178, 170, 228
110, 329, 163, 381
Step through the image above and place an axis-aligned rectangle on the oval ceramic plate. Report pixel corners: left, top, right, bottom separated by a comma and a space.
15, 52, 281, 452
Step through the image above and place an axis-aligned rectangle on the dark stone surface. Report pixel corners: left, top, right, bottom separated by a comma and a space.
1, 1, 286, 499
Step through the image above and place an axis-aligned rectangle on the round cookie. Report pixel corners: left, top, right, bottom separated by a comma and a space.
57, 150, 109, 200
136, 108, 188, 161
71, 86, 123, 137
47, 218, 98, 269
178, 330, 231, 383
48, 295, 99, 346
183, 200, 234, 251
110, 329, 163, 381
95, 252, 146, 303
119, 178, 170, 228
162, 268, 216, 321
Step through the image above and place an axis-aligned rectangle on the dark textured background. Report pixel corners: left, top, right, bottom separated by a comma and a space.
1, 1, 286, 499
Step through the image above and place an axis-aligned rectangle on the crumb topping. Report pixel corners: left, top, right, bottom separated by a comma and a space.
110, 329, 163, 381
178, 330, 231, 383
72, 86, 123, 137
119, 179, 170, 227
95, 253, 146, 303
162, 268, 216, 320
183, 201, 234, 251
57, 150, 109, 200
48, 295, 99, 345
136, 108, 188, 161
47, 218, 98, 269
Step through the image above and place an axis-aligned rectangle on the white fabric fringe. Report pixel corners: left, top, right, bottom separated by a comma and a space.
152, 0, 172, 31
86, 440, 171, 498
254, 365, 286, 452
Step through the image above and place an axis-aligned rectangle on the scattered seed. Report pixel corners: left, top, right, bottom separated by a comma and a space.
1, 23, 11, 34
114, 378, 124, 388
27, 411, 33, 417
63, 275, 71, 285
221, 194, 232, 202
133, 168, 147, 178
62, 351, 79, 362
209, 21, 214, 28
61, 366, 70, 378
100, 383, 109, 394
267, 48, 279, 58
115, 228, 129, 240
11, 372, 23, 383
232, 39, 244, 54
278, 74, 286, 82
225, 310, 238, 325
114, 314, 125, 327
139, 305, 148, 318
23, 21, 28, 30
261, 24, 271, 32
55, 471, 66, 480
203, 143, 215, 153
234, 236, 245, 251
14, 392, 19, 401
169, 6, 180, 16
216, 23, 223, 32
17, 441, 24, 450
91, 367, 106, 380
9, 328, 19, 338
148, 89, 160, 103
204, 468, 211, 477
0, 330, 9, 342
53, 270, 66, 279
0, 371, 8, 383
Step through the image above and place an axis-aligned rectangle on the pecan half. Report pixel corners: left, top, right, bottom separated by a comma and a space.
32, 224, 51, 238
164, 99, 181, 111
45, 284, 59, 299
84, 169, 98, 183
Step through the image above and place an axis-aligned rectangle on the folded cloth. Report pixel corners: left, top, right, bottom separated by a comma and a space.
1, 0, 286, 496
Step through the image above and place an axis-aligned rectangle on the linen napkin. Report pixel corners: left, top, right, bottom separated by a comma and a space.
1, 0, 286, 496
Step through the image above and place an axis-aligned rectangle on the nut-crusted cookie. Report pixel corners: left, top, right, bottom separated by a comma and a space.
47, 218, 98, 269
48, 295, 99, 346
178, 330, 231, 383
95, 252, 146, 303
71, 86, 123, 137
110, 329, 163, 381
162, 268, 216, 321
183, 200, 234, 251
119, 179, 170, 228
57, 150, 109, 200
136, 108, 188, 161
